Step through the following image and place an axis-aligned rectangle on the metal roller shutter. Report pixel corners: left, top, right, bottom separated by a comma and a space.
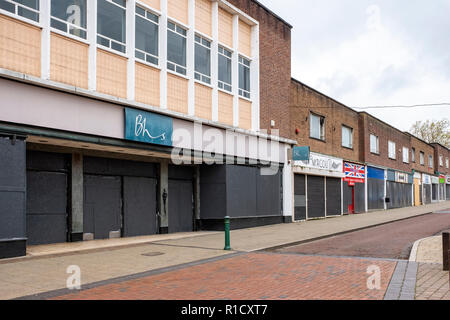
326, 177, 341, 216
294, 174, 306, 221
307, 175, 325, 219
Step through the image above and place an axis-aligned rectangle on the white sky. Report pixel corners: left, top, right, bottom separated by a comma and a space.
257, 0, 450, 131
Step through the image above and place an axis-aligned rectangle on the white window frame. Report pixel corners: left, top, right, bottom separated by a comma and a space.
429, 155, 433, 168
411, 147, 416, 163
402, 147, 409, 163
370, 134, 379, 154
342, 125, 353, 149
439, 155, 443, 167
388, 141, 396, 160
97, 0, 127, 54
446, 158, 449, 169
50, 0, 88, 40
420, 152, 425, 165
0, 0, 40, 22
238, 55, 251, 99
218, 45, 232, 93
194, 33, 211, 85
310, 113, 325, 141
135, 4, 159, 66
167, 20, 187, 76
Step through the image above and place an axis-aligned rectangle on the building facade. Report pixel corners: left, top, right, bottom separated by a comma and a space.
431, 143, 450, 201
0, 0, 295, 259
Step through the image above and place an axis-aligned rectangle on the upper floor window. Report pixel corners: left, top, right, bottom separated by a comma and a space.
167, 21, 187, 76
310, 113, 325, 141
439, 155, 443, 167
51, 0, 87, 39
238, 56, 250, 99
388, 141, 396, 159
97, 0, 126, 53
446, 158, 449, 169
342, 126, 353, 149
370, 134, 379, 154
218, 46, 232, 92
411, 147, 416, 163
194, 34, 211, 85
420, 152, 425, 165
0, 0, 39, 22
135, 5, 159, 65
402, 147, 409, 163
428, 155, 433, 168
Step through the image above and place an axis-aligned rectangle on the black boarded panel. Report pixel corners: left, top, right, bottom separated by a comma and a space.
226, 165, 257, 218
326, 177, 341, 216
26, 171, 68, 245
0, 137, 26, 241
256, 168, 282, 217
123, 177, 158, 237
84, 175, 122, 239
368, 178, 384, 210
354, 182, 365, 213
26, 150, 68, 172
294, 174, 306, 221
199, 165, 227, 219
307, 175, 325, 218
168, 179, 194, 233
84, 157, 157, 178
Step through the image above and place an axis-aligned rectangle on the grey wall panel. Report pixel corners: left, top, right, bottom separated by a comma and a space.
168, 179, 194, 233
424, 185, 431, 204
326, 177, 341, 216
446, 185, 450, 199
256, 169, 282, 217
0, 137, 26, 240
368, 178, 384, 210
123, 177, 158, 237
200, 165, 227, 219
169, 165, 195, 180
307, 175, 325, 218
84, 157, 157, 178
83, 175, 122, 239
294, 174, 306, 221
432, 184, 437, 201
27, 171, 67, 215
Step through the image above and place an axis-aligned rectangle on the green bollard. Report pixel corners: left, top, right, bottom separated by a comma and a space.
224, 216, 231, 250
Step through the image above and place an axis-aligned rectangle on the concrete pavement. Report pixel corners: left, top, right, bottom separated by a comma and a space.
0, 201, 448, 300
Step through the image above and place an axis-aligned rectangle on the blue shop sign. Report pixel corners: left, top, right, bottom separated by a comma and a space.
367, 166, 384, 180
125, 108, 173, 147
292, 146, 310, 161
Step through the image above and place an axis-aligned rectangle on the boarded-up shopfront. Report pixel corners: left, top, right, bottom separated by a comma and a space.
386, 170, 413, 209
367, 166, 385, 211
343, 162, 366, 214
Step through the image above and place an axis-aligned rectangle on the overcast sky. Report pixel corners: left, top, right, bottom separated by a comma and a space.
257, 0, 450, 132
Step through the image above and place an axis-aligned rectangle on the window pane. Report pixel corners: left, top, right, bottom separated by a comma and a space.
195, 43, 210, 77
239, 63, 250, 92
167, 30, 186, 67
17, 5, 38, 21
97, 0, 126, 44
51, 0, 87, 29
51, 18, 67, 32
13, 0, 38, 10
218, 54, 231, 85
342, 127, 352, 147
136, 15, 158, 57
0, 0, 15, 13
310, 114, 320, 139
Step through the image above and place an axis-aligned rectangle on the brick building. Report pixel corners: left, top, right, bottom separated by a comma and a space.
0, 0, 295, 259
430, 143, 450, 200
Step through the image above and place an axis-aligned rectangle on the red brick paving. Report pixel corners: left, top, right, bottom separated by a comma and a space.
52, 253, 396, 300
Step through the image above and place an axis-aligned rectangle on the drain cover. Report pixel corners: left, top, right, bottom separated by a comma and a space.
141, 252, 164, 257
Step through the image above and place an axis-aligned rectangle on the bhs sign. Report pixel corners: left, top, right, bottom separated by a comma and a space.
125, 108, 173, 147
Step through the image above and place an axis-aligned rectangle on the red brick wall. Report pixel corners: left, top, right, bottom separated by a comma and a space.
360, 113, 413, 172
289, 80, 361, 162
229, 0, 292, 138
431, 143, 450, 175
409, 135, 436, 175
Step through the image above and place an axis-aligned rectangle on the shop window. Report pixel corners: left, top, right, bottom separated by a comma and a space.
97, 0, 127, 53
0, 0, 39, 22
51, 0, 87, 39
167, 21, 187, 76
135, 5, 159, 65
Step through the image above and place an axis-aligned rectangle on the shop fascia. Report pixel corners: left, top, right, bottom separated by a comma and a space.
293, 151, 344, 177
